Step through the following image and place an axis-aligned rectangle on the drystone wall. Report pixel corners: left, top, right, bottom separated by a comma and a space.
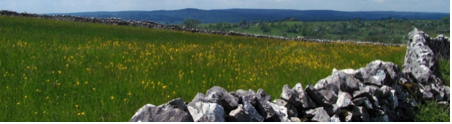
129, 29, 449, 122
0, 10, 404, 46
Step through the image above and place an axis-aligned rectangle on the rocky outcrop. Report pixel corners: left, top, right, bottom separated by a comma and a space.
129, 28, 449, 122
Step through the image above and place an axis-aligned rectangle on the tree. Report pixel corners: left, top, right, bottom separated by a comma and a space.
442, 17, 450, 24
260, 23, 271, 33
239, 19, 248, 29
181, 19, 200, 28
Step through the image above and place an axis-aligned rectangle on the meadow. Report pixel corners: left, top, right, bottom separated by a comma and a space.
0, 15, 417, 121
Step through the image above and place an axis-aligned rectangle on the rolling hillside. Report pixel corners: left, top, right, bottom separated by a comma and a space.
49, 8, 450, 24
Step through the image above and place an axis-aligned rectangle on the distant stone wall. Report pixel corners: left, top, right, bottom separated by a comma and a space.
128, 29, 449, 122
0, 10, 405, 46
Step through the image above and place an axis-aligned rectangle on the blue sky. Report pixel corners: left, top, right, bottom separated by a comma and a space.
0, 0, 450, 14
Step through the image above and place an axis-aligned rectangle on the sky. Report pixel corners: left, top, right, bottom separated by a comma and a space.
0, 0, 450, 14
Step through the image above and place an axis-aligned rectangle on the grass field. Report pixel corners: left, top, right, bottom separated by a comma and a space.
0, 15, 433, 122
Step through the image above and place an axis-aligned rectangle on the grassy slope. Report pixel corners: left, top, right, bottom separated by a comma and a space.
0, 16, 420, 122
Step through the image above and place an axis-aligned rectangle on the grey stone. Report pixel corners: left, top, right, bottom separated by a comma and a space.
319, 89, 338, 104
257, 88, 272, 102
188, 102, 225, 122
267, 102, 291, 122
336, 92, 352, 108
431, 83, 445, 101
228, 97, 264, 122
285, 104, 298, 118
248, 89, 280, 120
161, 98, 188, 111
305, 84, 329, 106
353, 106, 369, 122
191, 93, 205, 102
290, 117, 301, 122
301, 108, 316, 118
345, 111, 353, 122
256, 100, 279, 121
293, 83, 317, 108
130, 99, 194, 122
330, 114, 341, 122
353, 89, 371, 98
205, 86, 239, 113
379, 85, 391, 98
363, 98, 373, 110
365, 69, 385, 86
273, 99, 287, 106
365, 85, 382, 97
421, 90, 434, 100
314, 73, 342, 94
389, 90, 398, 109
370, 96, 381, 109
311, 107, 331, 122
345, 77, 360, 93
324, 104, 341, 116
280, 84, 300, 107
403, 28, 444, 88
352, 97, 367, 106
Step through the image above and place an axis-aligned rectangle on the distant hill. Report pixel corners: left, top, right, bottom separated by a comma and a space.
49, 8, 450, 24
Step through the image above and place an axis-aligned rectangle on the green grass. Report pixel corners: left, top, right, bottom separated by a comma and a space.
439, 59, 450, 86
0, 15, 430, 122
414, 101, 450, 122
